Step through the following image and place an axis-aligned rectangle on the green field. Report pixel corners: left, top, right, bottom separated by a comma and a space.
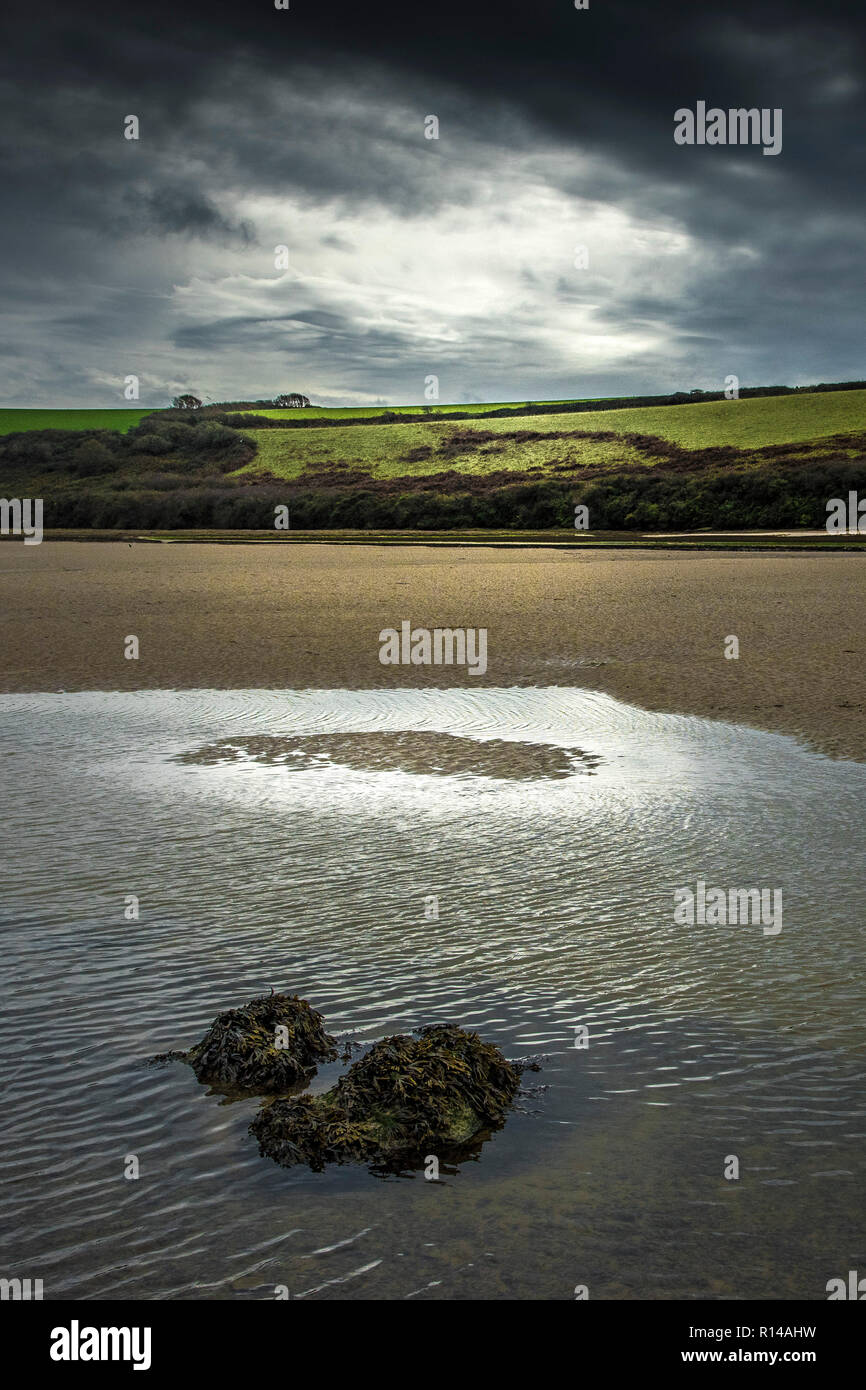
0, 408, 152, 435
561, 390, 866, 449
241, 422, 648, 480
238, 390, 866, 482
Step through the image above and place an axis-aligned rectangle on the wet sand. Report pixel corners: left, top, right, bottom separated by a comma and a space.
1, 540, 864, 761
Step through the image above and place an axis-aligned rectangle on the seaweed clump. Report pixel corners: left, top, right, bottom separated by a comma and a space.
184, 993, 337, 1091
250, 1023, 522, 1171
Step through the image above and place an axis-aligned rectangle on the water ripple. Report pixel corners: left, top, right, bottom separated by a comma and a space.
1, 687, 864, 1299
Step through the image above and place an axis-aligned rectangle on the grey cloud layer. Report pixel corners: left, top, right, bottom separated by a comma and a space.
0, 0, 862, 405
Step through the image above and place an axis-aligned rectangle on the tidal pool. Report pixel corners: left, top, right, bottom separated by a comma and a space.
0, 686, 863, 1299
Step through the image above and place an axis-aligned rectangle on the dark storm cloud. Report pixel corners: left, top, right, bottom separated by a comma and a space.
119, 187, 255, 243
172, 315, 350, 349
0, 0, 863, 405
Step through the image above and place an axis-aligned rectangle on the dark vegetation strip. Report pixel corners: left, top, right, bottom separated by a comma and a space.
16, 460, 866, 531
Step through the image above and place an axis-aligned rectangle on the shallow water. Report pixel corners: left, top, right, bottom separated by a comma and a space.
0, 686, 864, 1300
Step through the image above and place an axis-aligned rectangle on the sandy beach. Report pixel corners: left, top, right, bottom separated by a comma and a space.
1, 540, 864, 761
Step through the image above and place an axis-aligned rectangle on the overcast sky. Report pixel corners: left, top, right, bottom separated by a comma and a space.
0, 0, 863, 407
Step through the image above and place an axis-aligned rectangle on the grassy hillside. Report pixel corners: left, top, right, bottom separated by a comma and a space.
242, 421, 647, 480
240, 390, 866, 483
1, 386, 865, 533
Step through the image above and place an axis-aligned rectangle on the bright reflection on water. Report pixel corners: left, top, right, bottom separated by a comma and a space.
0, 687, 864, 1300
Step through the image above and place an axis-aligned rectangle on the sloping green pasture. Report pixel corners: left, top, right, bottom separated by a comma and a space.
239, 390, 866, 482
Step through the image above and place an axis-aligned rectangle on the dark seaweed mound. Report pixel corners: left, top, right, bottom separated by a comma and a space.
184, 993, 337, 1091
250, 1023, 522, 1171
